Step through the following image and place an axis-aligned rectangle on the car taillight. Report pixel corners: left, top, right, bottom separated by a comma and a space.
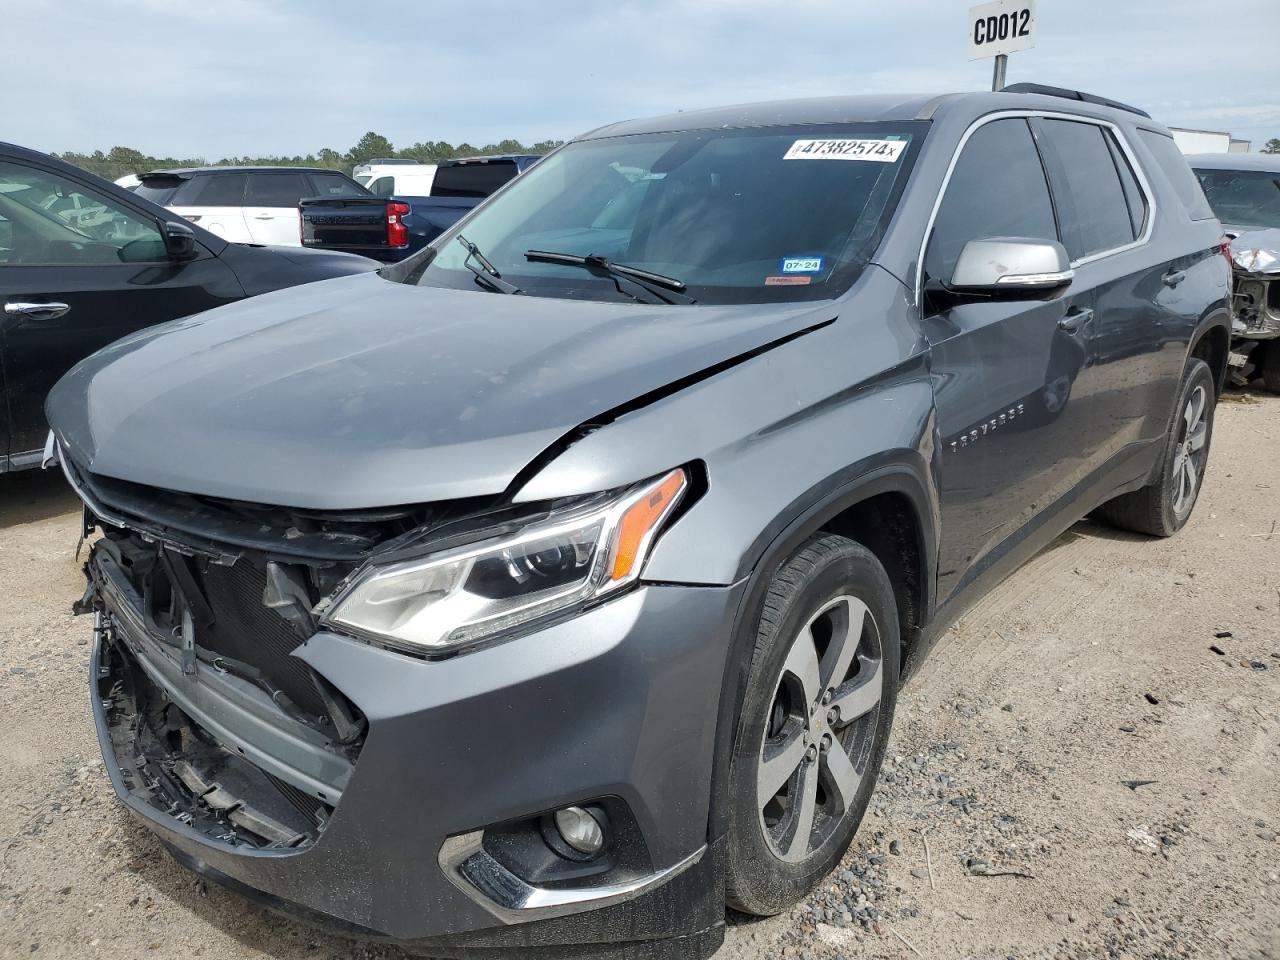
298, 209, 305, 245
387, 201, 410, 248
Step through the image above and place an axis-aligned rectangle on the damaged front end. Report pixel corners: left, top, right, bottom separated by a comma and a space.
1226, 228, 1280, 386
65, 448, 478, 854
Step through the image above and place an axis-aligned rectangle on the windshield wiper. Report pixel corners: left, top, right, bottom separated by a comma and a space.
457, 235, 521, 295
524, 250, 695, 305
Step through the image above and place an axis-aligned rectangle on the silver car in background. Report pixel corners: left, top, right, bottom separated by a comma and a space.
1188, 153, 1280, 391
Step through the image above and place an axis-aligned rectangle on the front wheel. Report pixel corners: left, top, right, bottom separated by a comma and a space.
724, 534, 899, 916
1098, 358, 1215, 537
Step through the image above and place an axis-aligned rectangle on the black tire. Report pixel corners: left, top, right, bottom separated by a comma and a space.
1098, 359, 1216, 537
724, 533, 899, 916
1261, 340, 1280, 395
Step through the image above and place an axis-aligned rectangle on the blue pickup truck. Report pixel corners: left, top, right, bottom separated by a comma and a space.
298, 154, 539, 262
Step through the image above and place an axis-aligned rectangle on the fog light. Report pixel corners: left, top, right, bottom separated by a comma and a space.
553, 806, 604, 857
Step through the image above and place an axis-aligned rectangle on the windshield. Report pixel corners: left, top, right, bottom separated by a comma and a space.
1194, 167, 1280, 230
415, 122, 923, 304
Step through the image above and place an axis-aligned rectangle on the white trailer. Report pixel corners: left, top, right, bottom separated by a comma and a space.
1169, 127, 1251, 155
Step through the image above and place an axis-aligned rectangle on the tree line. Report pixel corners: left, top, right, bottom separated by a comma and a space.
55, 131, 565, 182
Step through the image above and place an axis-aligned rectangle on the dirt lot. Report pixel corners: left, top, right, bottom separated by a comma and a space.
2, 393, 1277, 960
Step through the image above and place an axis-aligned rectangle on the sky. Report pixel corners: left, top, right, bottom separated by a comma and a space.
3, 0, 1278, 159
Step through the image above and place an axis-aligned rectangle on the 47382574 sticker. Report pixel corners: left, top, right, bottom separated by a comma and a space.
783, 139, 906, 162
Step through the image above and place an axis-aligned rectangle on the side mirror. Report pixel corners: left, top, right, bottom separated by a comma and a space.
950, 237, 1073, 296
162, 220, 197, 261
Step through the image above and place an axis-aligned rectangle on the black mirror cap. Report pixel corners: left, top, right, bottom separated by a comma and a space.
162, 220, 198, 261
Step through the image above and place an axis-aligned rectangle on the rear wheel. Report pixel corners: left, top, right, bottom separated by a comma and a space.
724, 534, 899, 916
1098, 359, 1215, 537
1260, 340, 1280, 394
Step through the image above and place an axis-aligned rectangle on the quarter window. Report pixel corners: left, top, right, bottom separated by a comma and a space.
172, 172, 247, 207
1034, 119, 1137, 260
310, 173, 367, 198
924, 118, 1058, 285
1138, 130, 1215, 221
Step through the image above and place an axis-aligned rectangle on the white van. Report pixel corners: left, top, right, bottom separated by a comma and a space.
353, 161, 437, 198
134, 166, 368, 246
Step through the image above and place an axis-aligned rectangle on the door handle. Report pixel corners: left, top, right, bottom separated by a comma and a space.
1058, 307, 1092, 334
1162, 270, 1186, 288
5, 301, 71, 321
253, 214, 275, 220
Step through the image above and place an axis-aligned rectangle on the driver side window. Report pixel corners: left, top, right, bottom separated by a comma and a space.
0, 160, 165, 266
924, 118, 1058, 289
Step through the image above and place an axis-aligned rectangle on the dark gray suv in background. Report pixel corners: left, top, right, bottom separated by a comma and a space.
46, 84, 1230, 959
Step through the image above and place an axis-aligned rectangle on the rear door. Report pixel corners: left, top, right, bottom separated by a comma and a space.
243, 171, 311, 245
1029, 118, 1165, 467
0, 157, 242, 460
923, 117, 1097, 605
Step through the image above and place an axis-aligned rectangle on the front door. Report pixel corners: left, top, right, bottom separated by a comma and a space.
0, 157, 241, 459
923, 117, 1099, 605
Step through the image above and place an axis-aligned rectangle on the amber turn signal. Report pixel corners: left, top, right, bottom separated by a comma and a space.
609, 469, 687, 582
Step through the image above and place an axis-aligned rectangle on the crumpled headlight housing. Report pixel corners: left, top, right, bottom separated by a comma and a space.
325, 468, 688, 654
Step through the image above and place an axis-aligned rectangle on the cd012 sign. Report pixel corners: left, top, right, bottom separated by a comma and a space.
967, 0, 1036, 60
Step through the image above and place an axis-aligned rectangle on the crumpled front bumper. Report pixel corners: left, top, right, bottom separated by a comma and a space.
89, 554, 744, 957
1230, 229, 1280, 341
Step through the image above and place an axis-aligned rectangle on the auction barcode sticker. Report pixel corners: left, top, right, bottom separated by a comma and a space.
783, 139, 906, 162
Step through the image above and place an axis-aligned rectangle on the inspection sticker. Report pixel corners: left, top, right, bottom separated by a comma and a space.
783, 139, 906, 162
781, 256, 825, 274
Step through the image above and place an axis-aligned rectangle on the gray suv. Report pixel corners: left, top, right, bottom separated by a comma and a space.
47, 84, 1230, 959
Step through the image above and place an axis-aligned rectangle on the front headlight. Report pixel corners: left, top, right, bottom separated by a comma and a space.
325, 468, 688, 654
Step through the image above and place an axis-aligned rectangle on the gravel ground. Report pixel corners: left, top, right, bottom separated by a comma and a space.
1, 392, 1277, 960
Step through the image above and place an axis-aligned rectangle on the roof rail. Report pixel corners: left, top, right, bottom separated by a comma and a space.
1001, 82, 1151, 119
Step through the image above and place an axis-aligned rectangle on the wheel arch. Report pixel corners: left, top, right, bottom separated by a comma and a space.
706, 463, 937, 843
1188, 310, 1231, 395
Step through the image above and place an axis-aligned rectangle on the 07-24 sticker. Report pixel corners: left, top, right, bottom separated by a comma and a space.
783, 139, 906, 162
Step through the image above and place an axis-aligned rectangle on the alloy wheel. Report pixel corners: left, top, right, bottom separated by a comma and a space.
756, 595, 884, 863
1171, 384, 1208, 515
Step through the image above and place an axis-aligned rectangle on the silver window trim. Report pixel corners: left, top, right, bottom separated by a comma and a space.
915, 109, 1159, 305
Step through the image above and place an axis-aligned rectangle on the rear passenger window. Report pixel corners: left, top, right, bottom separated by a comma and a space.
1034, 119, 1136, 260
925, 118, 1058, 286
431, 161, 519, 199
1137, 130, 1215, 221
245, 172, 310, 207
172, 172, 246, 207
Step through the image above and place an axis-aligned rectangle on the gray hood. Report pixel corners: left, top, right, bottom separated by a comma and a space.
48, 271, 829, 509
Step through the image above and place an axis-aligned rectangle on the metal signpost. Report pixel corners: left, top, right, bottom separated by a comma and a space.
967, 0, 1036, 91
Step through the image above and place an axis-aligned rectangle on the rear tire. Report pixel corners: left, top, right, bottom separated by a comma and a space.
1098, 359, 1215, 537
724, 534, 899, 916
1261, 340, 1280, 394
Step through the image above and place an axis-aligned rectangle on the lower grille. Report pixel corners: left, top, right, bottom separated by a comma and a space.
193, 560, 328, 717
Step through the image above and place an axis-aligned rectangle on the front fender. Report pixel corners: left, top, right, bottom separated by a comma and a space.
512, 268, 938, 586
